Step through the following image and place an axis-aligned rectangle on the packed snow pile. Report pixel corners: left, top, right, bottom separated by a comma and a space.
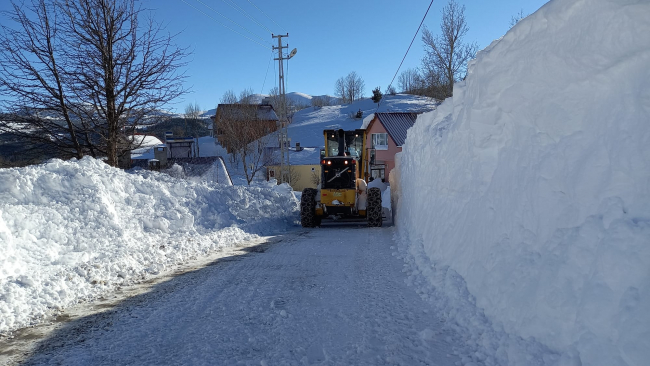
394, 0, 650, 365
0, 157, 298, 334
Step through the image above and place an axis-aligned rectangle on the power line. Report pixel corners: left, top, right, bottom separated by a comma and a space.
378, 0, 435, 110
220, 0, 273, 34
260, 51, 273, 94
179, 0, 268, 48
245, 0, 287, 34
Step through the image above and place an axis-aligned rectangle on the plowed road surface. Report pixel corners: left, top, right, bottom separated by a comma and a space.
5, 226, 461, 365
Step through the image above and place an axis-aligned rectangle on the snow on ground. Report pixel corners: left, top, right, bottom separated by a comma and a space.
11, 227, 463, 366
0, 157, 299, 334
394, 0, 650, 365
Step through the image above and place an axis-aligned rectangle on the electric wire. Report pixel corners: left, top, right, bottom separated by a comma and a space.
260, 50, 273, 94
220, 0, 274, 34
245, 0, 287, 34
377, 0, 435, 110
180, 0, 268, 49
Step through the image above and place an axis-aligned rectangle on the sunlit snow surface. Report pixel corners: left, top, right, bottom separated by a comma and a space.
394, 0, 650, 365
0, 157, 299, 333
1, 0, 649, 364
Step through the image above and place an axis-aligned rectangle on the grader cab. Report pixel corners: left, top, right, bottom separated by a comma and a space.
300, 129, 382, 227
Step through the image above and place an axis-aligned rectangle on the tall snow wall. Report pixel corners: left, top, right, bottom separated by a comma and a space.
394, 0, 650, 365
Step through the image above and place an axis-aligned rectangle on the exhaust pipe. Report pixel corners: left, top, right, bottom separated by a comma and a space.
337, 129, 345, 156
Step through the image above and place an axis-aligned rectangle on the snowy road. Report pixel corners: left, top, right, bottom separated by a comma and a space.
12, 226, 460, 365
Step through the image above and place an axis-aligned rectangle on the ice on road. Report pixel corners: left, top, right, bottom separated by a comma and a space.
20, 227, 460, 365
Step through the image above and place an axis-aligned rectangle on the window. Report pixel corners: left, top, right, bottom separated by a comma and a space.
372, 133, 388, 150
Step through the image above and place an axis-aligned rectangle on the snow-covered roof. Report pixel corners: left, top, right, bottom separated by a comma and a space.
215, 104, 279, 122
287, 147, 320, 166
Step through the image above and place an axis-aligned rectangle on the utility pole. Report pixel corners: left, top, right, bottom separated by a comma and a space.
272, 33, 296, 185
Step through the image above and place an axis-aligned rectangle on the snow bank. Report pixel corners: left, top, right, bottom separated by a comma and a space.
0, 157, 298, 333
394, 0, 650, 365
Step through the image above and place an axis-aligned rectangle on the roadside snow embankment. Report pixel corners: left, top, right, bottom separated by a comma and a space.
0, 157, 299, 334
395, 0, 650, 365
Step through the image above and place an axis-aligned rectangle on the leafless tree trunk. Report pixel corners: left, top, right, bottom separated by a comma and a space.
421, 0, 477, 99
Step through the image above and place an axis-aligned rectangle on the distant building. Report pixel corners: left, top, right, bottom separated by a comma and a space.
212, 103, 279, 154
165, 132, 195, 158
265, 144, 321, 192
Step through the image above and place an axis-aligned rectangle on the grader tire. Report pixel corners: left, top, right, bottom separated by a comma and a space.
367, 187, 382, 227
300, 188, 318, 228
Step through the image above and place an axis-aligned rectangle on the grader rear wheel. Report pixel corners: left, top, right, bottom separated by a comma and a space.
300, 188, 319, 228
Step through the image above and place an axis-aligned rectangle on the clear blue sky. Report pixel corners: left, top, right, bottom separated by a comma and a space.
1, 0, 549, 113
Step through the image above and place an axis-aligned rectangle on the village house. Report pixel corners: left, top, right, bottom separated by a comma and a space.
212, 103, 279, 154
364, 112, 418, 182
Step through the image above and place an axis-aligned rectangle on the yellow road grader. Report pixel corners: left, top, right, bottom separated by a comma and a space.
300, 129, 382, 227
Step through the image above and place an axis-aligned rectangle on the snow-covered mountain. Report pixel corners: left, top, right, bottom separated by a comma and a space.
199, 92, 339, 118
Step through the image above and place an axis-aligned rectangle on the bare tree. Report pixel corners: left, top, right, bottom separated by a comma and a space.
311, 95, 333, 109
310, 168, 321, 187
289, 166, 301, 187
268, 86, 295, 122
334, 71, 365, 103
238, 87, 257, 104
398, 68, 421, 94
184, 102, 201, 123
183, 101, 201, 136
221, 89, 238, 104
216, 89, 277, 185
421, 0, 477, 99
0, 0, 86, 160
334, 77, 347, 103
63, 0, 188, 167
0, 0, 189, 168
345, 71, 365, 103
510, 9, 528, 28
419, 65, 448, 100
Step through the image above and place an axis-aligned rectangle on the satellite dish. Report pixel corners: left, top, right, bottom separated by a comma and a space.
288, 48, 297, 59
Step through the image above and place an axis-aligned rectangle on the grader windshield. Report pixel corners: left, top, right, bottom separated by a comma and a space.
324, 130, 364, 158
